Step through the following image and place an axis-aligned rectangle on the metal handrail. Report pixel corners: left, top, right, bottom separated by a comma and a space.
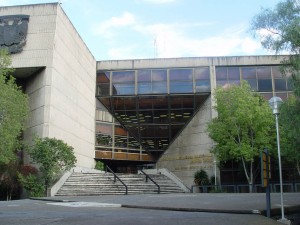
105, 166, 128, 195
139, 169, 160, 194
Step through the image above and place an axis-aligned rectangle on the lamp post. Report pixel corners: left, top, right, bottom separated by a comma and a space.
268, 96, 290, 225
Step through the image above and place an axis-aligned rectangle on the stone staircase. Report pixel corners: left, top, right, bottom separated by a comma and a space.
55, 172, 186, 196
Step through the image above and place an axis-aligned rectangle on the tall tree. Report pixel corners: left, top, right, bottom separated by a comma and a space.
279, 96, 300, 176
207, 82, 274, 191
0, 49, 29, 166
250, 0, 300, 96
251, 0, 300, 178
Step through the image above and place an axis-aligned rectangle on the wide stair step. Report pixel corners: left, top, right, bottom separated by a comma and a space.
55, 172, 186, 196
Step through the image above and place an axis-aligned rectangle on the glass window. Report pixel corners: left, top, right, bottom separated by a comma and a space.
96, 134, 112, 147
170, 81, 193, 93
257, 67, 271, 79
227, 67, 240, 80
170, 69, 193, 81
274, 79, 287, 91
216, 67, 227, 80
138, 83, 151, 94
152, 82, 167, 94
242, 67, 256, 79
245, 79, 257, 91
195, 67, 210, 80
114, 83, 135, 95
152, 70, 167, 81
112, 71, 135, 83
195, 80, 210, 92
138, 70, 151, 82
258, 79, 272, 92
97, 72, 110, 83
272, 66, 283, 78
96, 83, 110, 96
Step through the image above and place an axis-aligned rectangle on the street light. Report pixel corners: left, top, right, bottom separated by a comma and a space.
268, 96, 290, 225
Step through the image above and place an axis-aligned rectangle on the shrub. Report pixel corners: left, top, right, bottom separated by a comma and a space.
95, 161, 105, 171
194, 169, 210, 186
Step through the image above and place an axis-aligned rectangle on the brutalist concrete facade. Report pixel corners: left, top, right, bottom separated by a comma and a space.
1, 3, 288, 187
0, 3, 96, 168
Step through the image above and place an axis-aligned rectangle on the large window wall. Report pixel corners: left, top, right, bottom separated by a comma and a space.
97, 67, 211, 96
216, 65, 293, 100
95, 106, 153, 162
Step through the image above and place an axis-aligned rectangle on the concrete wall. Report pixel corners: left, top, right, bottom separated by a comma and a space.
0, 4, 96, 168
157, 96, 214, 187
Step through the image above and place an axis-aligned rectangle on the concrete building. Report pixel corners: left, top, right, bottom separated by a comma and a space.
0, 3, 293, 187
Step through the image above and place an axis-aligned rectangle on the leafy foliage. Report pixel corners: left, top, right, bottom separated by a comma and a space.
207, 82, 274, 187
194, 169, 210, 185
251, 0, 300, 176
95, 161, 105, 171
27, 137, 77, 188
18, 165, 44, 197
279, 96, 300, 176
251, 0, 300, 96
0, 49, 29, 165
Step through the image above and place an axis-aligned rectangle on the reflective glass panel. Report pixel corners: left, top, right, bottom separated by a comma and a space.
257, 67, 271, 79
195, 67, 210, 80
242, 67, 256, 79
195, 80, 210, 92
138, 70, 151, 82
272, 66, 283, 78
170, 69, 193, 81
113, 83, 135, 95
170, 81, 193, 93
112, 71, 135, 83
152, 70, 167, 81
97, 72, 110, 83
227, 67, 240, 80
152, 81, 167, 94
274, 79, 287, 91
216, 67, 227, 80
138, 83, 151, 94
258, 79, 272, 92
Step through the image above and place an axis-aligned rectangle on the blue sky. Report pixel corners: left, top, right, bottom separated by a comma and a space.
1, 0, 281, 60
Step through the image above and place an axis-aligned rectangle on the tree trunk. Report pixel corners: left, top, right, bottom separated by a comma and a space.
241, 157, 253, 193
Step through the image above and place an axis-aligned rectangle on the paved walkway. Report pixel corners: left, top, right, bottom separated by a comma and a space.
0, 193, 299, 225
36, 193, 300, 215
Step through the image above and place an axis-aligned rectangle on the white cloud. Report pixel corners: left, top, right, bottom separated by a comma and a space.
92, 12, 269, 59
94, 12, 135, 37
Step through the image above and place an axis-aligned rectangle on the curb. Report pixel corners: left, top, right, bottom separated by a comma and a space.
121, 204, 262, 214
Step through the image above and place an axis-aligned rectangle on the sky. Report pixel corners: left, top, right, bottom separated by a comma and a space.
0, 0, 282, 60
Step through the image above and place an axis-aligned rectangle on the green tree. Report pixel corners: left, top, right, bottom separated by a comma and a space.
28, 137, 77, 190
250, 0, 300, 96
251, 0, 300, 177
0, 49, 29, 166
279, 96, 300, 176
207, 82, 274, 191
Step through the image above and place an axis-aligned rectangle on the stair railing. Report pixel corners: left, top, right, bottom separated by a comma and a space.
105, 166, 128, 195
138, 169, 160, 194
